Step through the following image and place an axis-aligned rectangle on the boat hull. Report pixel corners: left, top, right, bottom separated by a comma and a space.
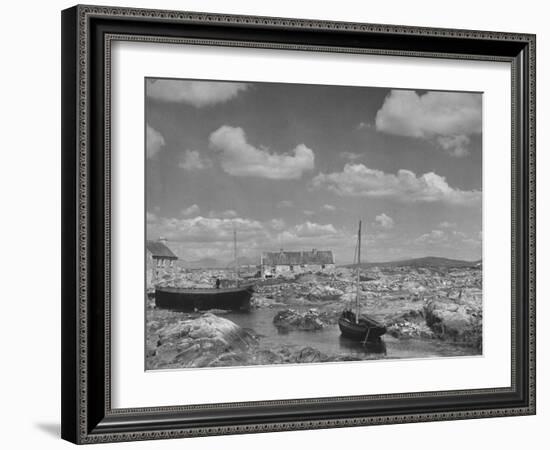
338, 314, 386, 341
155, 284, 254, 312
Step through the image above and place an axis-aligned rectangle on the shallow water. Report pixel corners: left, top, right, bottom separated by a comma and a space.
225, 307, 474, 361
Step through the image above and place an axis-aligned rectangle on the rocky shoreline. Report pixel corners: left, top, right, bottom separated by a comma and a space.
146, 311, 363, 369
146, 266, 482, 369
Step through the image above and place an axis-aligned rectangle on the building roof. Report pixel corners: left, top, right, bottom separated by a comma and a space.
262, 249, 334, 266
146, 240, 178, 259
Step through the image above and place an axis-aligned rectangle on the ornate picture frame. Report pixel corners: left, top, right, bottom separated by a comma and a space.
61, 5, 535, 444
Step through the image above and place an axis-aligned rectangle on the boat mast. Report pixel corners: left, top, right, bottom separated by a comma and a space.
356, 220, 361, 323
234, 228, 239, 287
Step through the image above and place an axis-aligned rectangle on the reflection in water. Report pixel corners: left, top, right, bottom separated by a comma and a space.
338, 335, 387, 356
225, 307, 471, 362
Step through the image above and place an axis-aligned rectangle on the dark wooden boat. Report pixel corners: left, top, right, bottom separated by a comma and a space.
155, 283, 254, 312
155, 229, 255, 312
339, 220, 386, 343
338, 310, 386, 342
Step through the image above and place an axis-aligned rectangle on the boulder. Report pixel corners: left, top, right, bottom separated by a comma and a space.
146, 313, 256, 369
158, 312, 250, 342
307, 285, 343, 302
273, 309, 325, 331
387, 320, 434, 339
423, 298, 482, 349
250, 350, 286, 365
291, 347, 327, 363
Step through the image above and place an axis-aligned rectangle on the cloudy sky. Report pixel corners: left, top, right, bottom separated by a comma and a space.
146, 78, 482, 265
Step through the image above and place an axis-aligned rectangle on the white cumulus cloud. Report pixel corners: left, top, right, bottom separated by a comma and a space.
374, 213, 395, 229
269, 219, 286, 231
294, 221, 337, 237
274, 222, 345, 251
178, 150, 213, 171
181, 204, 200, 217
148, 213, 355, 263
357, 122, 372, 130
438, 221, 456, 229
147, 79, 249, 107
436, 134, 471, 157
415, 229, 446, 244
146, 124, 165, 159
209, 126, 315, 179
276, 222, 338, 243
375, 90, 482, 157
311, 163, 481, 206
150, 215, 266, 243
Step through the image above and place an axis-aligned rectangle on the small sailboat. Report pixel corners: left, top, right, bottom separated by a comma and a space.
338, 220, 386, 343
155, 229, 254, 312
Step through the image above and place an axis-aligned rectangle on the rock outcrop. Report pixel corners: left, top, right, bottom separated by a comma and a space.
273, 309, 326, 331
423, 298, 482, 350
387, 320, 434, 339
385, 308, 434, 339
146, 313, 256, 369
307, 285, 343, 302
291, 347, 327, 363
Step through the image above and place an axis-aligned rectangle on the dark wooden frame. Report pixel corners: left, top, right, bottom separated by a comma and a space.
61, 4, 536, 444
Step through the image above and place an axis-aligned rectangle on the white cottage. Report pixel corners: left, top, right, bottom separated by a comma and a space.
260, 248, 335, 278
146, 238, 178, 285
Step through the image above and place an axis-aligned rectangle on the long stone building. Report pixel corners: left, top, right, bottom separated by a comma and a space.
260, 248, 335, 278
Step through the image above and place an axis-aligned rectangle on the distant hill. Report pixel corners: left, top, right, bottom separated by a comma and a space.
182, 255, 480, 270
344, 256, 481, 269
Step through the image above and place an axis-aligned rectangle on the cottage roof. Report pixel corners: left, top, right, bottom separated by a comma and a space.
262, 249, 334, 266
146, 240, 177, 259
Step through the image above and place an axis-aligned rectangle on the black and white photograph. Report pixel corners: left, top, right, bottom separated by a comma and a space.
1, 0, 544, 447
145, 78, 483, 370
